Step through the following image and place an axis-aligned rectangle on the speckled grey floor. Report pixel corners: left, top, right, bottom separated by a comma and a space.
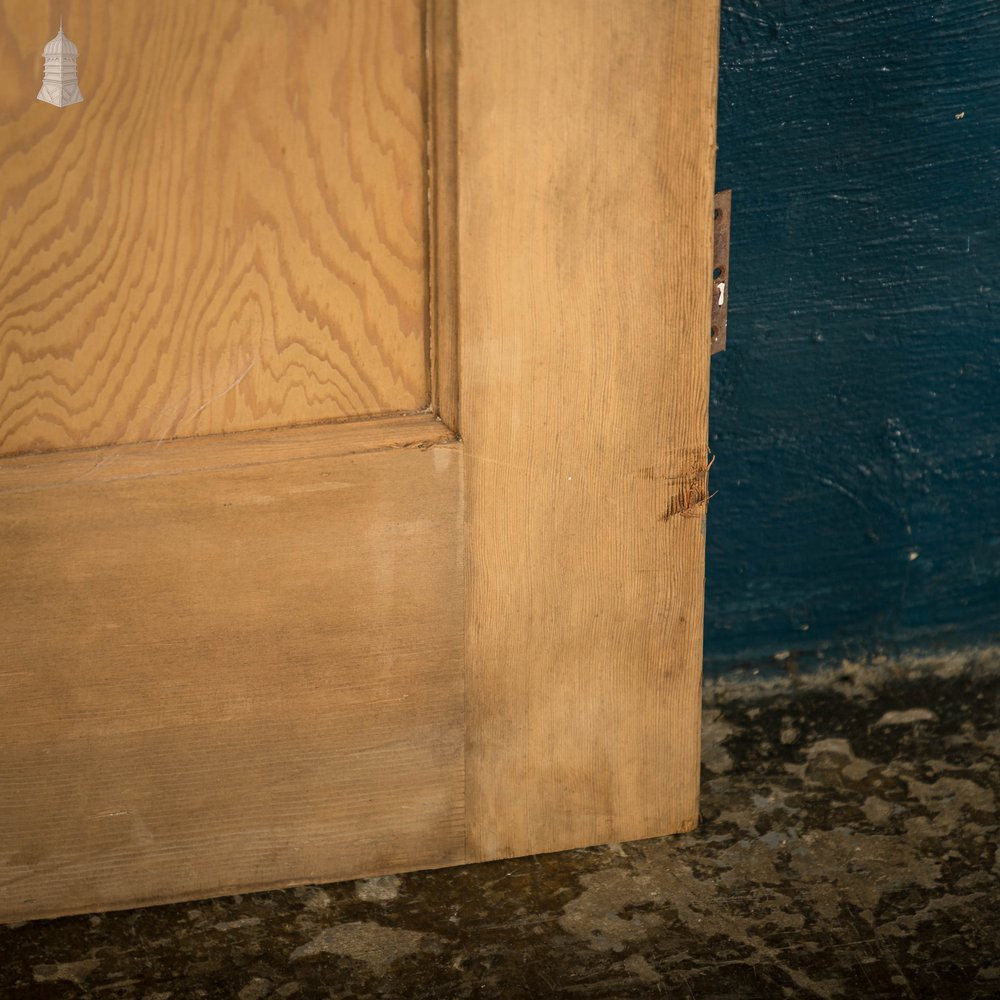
2, 650, 998, 1000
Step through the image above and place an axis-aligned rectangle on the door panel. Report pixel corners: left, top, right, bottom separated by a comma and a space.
0, 417, 463, 920
0, 0, 427, 457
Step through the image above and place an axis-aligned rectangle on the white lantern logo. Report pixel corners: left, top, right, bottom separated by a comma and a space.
38, 19, 84, 108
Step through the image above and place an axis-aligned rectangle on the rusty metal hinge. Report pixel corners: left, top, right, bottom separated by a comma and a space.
711, 189, 731, 355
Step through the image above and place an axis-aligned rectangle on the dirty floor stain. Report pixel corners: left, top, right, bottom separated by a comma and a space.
1, 651, 997, 999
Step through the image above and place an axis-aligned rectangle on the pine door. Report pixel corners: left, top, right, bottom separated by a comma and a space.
0, 0, 720, 922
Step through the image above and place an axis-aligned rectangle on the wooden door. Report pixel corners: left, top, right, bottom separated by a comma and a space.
0, 0, 720, 922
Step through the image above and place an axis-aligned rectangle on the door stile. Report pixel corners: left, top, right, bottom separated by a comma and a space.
457, 0, 720, 860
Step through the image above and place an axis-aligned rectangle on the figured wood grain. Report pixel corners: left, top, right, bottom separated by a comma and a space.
459, 0, 720, 859
0, 0, 428, 458
0, 437, 463, 923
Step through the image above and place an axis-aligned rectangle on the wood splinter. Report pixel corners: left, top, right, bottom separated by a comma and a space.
663, 453, 717, 521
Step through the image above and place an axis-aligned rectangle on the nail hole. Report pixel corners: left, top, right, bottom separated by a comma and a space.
714, 208, 722, 220
713, 266, 725, 280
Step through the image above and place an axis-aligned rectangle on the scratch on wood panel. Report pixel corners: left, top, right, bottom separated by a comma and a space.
152, 391, 197, 447
180, 361, 257, 427
74, 453, 117, 480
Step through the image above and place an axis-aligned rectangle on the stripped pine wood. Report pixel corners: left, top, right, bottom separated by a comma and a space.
427, 0, 460, 432
0, 0, 428, 457
0, 0, 721, 923
459, 0, 720, 859
0, 436, 464, 922
0, 412, 453, 494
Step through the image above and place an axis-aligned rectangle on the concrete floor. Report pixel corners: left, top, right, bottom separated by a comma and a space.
2, 650, 998, 999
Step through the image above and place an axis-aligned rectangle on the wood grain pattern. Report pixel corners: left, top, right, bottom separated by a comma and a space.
0, 0, 429, 458
0, 435, 463, 923
0, 0, 722, 922
0, 412, 454, 495
459, 0, 720, 859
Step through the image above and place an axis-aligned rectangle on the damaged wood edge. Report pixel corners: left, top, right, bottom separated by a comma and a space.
662, 452, 717, 521
0, 412, 457, 494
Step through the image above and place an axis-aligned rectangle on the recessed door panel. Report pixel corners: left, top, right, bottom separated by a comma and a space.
0, 0, 427, 457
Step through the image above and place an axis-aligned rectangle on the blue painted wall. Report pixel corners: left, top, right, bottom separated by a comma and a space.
706, 0, 1000, 671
